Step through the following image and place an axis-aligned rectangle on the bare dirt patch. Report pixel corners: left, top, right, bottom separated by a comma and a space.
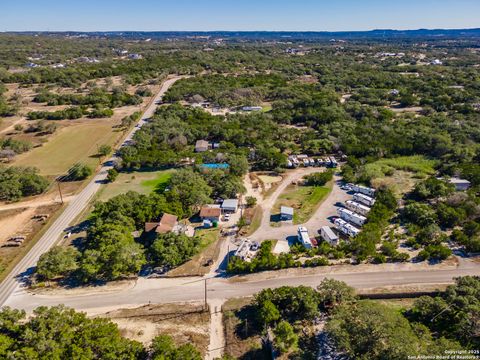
101, 303, 210, 355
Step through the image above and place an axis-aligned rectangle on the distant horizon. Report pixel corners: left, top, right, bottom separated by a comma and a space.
3, 0, 480, 32
3, 27, 480, 34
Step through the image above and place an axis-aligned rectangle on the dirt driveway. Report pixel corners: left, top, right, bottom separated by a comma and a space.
249, 170, 350, 243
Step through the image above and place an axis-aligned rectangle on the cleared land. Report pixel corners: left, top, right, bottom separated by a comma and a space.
13, 120, 123, 176
98, 169, 175, 201
272, 183, 332, 224
102, 303, 210, 355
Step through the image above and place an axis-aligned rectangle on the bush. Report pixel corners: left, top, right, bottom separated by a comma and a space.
66, 163, 92, 181
304, 170, 334, 186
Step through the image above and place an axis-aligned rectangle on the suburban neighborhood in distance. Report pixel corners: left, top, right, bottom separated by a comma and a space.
1, 1, 480, 359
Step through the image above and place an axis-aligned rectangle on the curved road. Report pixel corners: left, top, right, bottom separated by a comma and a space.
0, 76, 183, 307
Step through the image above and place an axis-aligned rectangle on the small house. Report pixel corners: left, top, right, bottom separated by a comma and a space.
449, 178, 471, 191
280, 206, 294, 221
199, 206, 221, 222
195, 140, 210, 153
144, 213, 178, 234
221, 199, 239, 213
320, 226, 339, 246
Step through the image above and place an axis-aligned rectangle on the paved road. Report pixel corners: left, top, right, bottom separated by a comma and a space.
5, 258, 480, 314
0, 76, 183, 307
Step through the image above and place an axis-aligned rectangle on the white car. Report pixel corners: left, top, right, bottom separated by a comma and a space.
223, 214, 231, 221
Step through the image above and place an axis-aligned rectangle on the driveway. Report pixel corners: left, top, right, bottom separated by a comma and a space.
249, 169, 350, 243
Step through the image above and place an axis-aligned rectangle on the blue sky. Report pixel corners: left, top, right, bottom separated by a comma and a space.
2, 0, 479, 32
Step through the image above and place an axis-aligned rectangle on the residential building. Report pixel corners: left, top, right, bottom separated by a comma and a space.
448, 177, 471, 191
195, 140, 210, 152
280, 206, 294, 221
222, 199, 239, 213
144, 213, 178, 234
199, 206, 221, 222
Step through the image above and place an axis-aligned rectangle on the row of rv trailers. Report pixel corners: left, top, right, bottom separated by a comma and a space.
334, 184, 376, 238
287, 155, 338, 168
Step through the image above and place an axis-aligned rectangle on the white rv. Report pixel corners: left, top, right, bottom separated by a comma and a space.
337, 208, 367, 227
334, 218, 361, 237
345, 200, 371, 217
353, 193, 376, 207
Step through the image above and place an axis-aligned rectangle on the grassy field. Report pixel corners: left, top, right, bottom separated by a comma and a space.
365, 155, 437, 195
272, 183, 332, 224
14, 121, 123, 176
98, 169, 175, 201
364, 155, 437, 178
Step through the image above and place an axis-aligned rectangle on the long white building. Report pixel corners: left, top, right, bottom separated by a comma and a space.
334, 218, 361, 237
337, 208, 367, 227
297, 226, 313, 249
353, 193, 376, 207
345, 200, 371, 217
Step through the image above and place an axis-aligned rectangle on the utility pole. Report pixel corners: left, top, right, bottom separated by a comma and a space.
204, 278, 208, 312
227, 244, 230, 267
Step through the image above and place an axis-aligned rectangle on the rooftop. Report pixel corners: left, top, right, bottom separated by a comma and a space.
222, 199, 239, 209
280, 206, 294, 215
200, 206, 221, 218
156, 213, 178, 234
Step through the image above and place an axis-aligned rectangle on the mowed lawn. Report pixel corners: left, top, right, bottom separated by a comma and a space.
14, 121, 122, 176
272, 183, 332, 224
98, 169, 175, 201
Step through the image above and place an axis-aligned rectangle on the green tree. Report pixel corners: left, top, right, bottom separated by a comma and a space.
0, 305, 145, 359
273, 321, 298, 354
316, 278, 356, 311
150, 334, 201, 360
245, 196, 257, 207
107, 168, 119, 182
98, 144, 112, 157
257, 300, 280, 327
67, 163, 93, 181
167, 169, 212, 216
36, 246, 79, 281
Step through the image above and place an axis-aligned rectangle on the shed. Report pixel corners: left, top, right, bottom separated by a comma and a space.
221, 199, 239, 213
280, 206, 294, 221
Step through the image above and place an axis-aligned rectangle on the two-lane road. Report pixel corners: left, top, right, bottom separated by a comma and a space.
5, 258, 480, 314
0, 76, 183, 307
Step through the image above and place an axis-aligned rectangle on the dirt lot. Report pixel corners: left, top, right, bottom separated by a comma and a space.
101, 303, 210, 355
0, 203, 62, 278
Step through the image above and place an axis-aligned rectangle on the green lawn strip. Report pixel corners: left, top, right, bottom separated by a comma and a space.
272, 182, 332, 225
